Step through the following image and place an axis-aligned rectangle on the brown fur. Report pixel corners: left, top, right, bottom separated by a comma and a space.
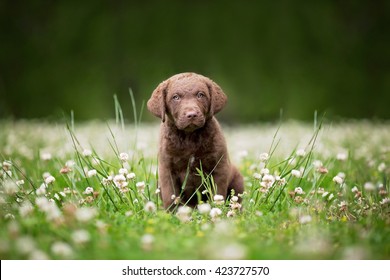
147, 72, 244, 210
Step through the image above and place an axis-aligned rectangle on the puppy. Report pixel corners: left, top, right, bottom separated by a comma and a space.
147, 72, 244, 210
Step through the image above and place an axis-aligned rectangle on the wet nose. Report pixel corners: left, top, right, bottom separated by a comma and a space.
186, 110, 198, 119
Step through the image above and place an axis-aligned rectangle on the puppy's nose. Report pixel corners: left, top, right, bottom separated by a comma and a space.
186, 111, 198, 119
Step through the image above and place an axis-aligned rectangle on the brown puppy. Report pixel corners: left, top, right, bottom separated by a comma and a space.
147, 73, 244, 210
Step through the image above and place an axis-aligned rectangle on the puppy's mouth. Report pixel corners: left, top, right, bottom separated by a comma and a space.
176, 118, 205, 132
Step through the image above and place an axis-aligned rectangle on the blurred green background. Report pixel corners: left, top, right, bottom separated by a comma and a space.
0, 0, 389, 122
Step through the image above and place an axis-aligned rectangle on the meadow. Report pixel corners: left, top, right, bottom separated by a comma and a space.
0, 117, 389, 260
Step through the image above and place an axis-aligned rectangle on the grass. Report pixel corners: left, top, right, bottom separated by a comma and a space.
0, 117, 389, 260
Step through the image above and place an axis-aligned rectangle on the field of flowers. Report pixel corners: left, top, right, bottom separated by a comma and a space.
0, 119, 389, 259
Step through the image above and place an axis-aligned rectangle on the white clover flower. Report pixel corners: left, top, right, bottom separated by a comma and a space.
141, 234, 154, 251
83, 187, 94, 195
119, 152, 129, 162
253, 173, 261, 180
36, 183, 47, 196
259, 152, 269, 162
227, 210, 235, 217
71, 229, 90, 245
261, 174, 275, 189
238, 150, 248, 158
231, 196, 239, 202
380, 198, 390, 205
299, 215, 312, 224
29, 249, 49, 260
19, 201, 34, 217
3, 180, 18, 195
113, 174, 127, 188
338, 200, 348, 210
16, 236, 36, 255
197, 203, 211, 215
275, 176, 286, 186
2, 161, 12, 170
364, 182, 375, 192
155, 188, 161, 194
351, 186, 359, 193
136, 181, 146, 192
333, 175, 344, 185
260, 168, 270, 175
51, 242, 73, 258
75, 207, 97, 222
213, 194, 224, 205
16, 180, 25, 186
171, 194, 176, 200
82, 149, 92, 157
119, 168, 128, 175
210, 208, 222, 219
337, 152, 348, 161
176, 206, 192, 222
101, 176, 113, 186
144, 201, 157, 213
313, 160, 323, 168
294, 187, 305, 195
54, 193, 60, 201
65, 160, 76, 168
322, 191, 329, 198
291, 169, 301, 178
87, 169, 97, 178
127, 172, 136, 180
328, 193, 334, 200
44, 175, 55, 185
378, 162, 386, 172
296, 149, 306, 157
40, 152, 52, 161
218, 243, 247, 260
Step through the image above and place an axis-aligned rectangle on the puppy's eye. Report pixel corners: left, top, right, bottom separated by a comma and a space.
172, 95, 180, 101
197, 92, 205, 99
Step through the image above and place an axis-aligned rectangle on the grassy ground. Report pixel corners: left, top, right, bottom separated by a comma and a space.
0, 119, 389, 259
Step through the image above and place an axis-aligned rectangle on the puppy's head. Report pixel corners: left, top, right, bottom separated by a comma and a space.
147, 73, 227, 132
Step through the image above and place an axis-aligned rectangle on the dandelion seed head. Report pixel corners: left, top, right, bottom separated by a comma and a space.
144, 201, 157, 213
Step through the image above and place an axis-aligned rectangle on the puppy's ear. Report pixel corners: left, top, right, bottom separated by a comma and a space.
207, 79, 227, 116
147, 79, 169, 122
